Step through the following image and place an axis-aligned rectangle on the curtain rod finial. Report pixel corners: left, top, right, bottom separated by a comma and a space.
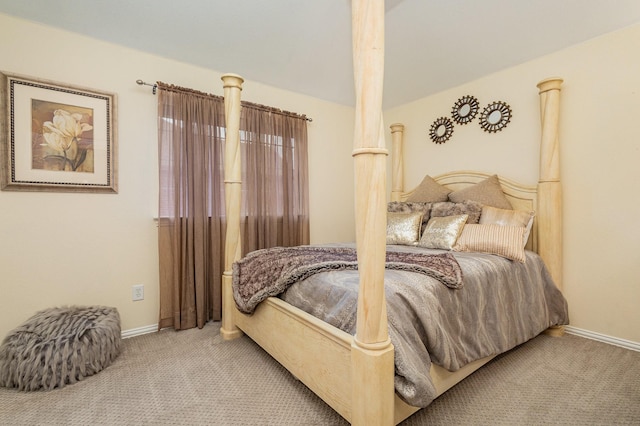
136, 79, 158, 95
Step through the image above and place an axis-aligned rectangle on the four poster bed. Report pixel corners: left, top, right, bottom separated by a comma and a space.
217, 2, 567, 425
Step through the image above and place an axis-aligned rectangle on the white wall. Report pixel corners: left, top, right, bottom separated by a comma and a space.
385, 23, 640, 344
0, 13, 355, 338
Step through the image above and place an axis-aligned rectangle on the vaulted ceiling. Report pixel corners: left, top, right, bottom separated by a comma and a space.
2, 0, 640, 108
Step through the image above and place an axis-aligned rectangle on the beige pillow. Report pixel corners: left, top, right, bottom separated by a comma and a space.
448, 175, 513, 210
386, 212, 423, 245
406, 175, 451, 203
479, 206, 535, 247
453, 224, 526, 262
417, 214, 468, 250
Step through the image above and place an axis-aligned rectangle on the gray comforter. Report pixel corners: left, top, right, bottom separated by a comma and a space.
279, 243, 569, 407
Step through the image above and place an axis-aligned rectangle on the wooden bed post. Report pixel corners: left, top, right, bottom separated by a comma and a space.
390, 123, 405, 202
351, 1, 395, 425
220, 73, 245, 341
536, 78, 563, 292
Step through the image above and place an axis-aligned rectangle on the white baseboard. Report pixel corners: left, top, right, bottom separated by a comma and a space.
120, 323, 640, 353
565, 326, 640, 352
121, 324, 158, 339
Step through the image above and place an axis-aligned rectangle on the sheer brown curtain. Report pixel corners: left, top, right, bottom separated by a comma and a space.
157, 83, 226, 330
157, 83, 309, 331
240, 104, 310, 250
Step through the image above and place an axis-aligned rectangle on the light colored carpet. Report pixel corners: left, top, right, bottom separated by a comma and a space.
0, 321, 638, 425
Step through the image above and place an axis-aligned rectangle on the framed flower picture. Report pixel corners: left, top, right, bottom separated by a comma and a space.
0, 72, 117, 193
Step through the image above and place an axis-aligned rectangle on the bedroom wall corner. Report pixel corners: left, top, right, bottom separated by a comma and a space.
383, 22, 640, 346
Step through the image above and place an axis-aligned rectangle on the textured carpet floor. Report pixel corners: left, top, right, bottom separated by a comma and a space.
0, 322, 638, 425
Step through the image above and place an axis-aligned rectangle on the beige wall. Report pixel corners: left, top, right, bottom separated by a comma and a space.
0, 13, 355, 338
385, 23, 640, 344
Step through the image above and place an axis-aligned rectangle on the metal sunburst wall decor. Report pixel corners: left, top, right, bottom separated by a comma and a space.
479, 101, 512, 133
429, 117, 454, 144
451, 95, 479, 125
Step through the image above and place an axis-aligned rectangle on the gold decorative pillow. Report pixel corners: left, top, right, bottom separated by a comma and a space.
406, 175, 451, 203
479, 206, 535, 247
386, 212, 423, 245
453, 224, 526, 262
387, 201, 432, 234
417, 214, 468, 250
448, 174, 513, 210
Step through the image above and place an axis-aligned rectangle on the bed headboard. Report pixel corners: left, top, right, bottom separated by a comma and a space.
398, 171, 539, 252
389, 77, 563, 289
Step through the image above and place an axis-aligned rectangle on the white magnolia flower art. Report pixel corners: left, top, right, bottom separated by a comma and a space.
39, 108, 94, 172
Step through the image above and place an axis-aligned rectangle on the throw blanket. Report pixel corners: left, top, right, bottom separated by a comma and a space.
232, 246, 463, 314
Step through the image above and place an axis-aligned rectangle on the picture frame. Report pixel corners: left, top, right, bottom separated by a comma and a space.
0, 71, 117, 193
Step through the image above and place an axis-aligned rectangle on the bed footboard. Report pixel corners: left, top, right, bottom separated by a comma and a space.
230, 296, 500, 425
233, 297, 355, 421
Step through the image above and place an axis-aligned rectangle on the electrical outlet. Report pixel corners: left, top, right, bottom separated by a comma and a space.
132, 284, 144, 301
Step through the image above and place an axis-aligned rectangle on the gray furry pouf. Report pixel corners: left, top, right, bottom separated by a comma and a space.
0, 305, 121, 391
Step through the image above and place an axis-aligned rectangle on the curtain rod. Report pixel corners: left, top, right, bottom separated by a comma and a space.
136, 79, 157, 94
136, 79, 312, 122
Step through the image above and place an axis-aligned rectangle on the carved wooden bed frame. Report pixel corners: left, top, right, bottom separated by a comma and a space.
217, 2, 563, 425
